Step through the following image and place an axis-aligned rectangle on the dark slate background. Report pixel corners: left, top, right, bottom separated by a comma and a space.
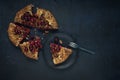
0, 0, 120, 80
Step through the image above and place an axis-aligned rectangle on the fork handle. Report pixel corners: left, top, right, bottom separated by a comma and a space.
78, 47, 95, 55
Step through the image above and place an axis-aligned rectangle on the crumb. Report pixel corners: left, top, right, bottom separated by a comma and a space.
45, 31, 49, 34
59, 40, 62, 44
43, 31, 49, 35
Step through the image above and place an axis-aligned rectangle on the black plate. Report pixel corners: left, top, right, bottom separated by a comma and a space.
43, 33, 77, 69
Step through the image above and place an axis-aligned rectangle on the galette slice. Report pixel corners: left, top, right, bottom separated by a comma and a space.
35, 8, 58, 30
8, 23, 30, 46
19, 37, 42, 60
50, 43, 72, 65
14, 4, 58, 31
14, 4, 36, 27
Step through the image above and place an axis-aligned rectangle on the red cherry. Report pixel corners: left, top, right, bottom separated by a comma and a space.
31, 41, 35, 45
30, 18, 34, 22
50, 43, 61, 53
32, 48, 35, 53
24, 47, 28, 52
37, 22, 40, 26
29, 45, 33, 52
33, 14, 38, 18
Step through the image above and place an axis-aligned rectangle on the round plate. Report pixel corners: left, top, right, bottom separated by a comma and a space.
43, 33, 77, 69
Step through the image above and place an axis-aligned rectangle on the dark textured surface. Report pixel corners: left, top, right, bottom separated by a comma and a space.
0, 0, 120, 80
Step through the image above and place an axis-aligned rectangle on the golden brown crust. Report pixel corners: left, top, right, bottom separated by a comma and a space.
8, 23, 23, 46
52, 47, 72, 64
14, 4, 58, 30
19, 42, 38, 60
14, 4, 33, 23
36, 8, 58, 29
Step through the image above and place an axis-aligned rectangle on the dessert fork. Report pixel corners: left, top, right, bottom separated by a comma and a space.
69, 42, 95, 55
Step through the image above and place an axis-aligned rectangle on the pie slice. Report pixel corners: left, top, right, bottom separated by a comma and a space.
14, 4, 58, 30
35, 8, 58, 30
8, 23, 30, 46
50, 43, 72, 65
19, 37, 42, 60
14, 4, 34, 26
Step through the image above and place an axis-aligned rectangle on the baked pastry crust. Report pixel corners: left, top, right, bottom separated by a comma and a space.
19, 42, 38, 60
14, 4, 33, 24
36, 8, 58, 29
14, 4, 58, 30
8, 4, 59, 60
50, 43, 72, 64
8, 23, 30, 46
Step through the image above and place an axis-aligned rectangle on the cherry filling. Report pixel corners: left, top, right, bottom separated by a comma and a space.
21, 12, 37, 27
37, 14, 52, 30
28, 39, 42, 53
14, 28, 21, 35
50, 43, 61, 54
24, 47, 28, 52
50, 37, 63, 57
21, 12, 52, 30
21, 12, 31, 21
14, 25, 30, 38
